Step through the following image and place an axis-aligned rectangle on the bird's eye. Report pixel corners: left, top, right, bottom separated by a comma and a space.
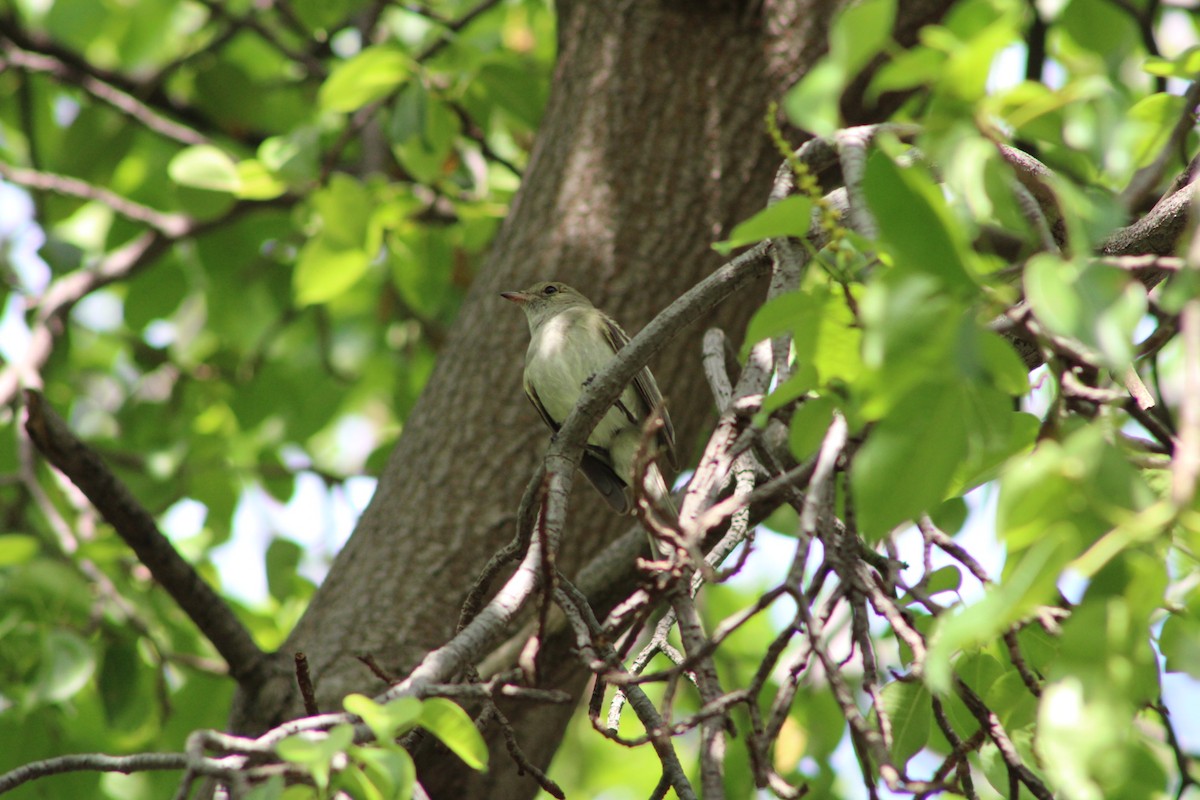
543, 285, 558, 296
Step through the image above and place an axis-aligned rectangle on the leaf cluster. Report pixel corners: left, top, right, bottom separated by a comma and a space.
0, 1, 550, 797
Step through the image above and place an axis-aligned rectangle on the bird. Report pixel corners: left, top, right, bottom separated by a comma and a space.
501, 281, 677, 519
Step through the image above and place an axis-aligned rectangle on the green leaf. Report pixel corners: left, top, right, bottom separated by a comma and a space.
831, 0, 896, 76
980, 729, 1042, 796
928, 497, 968, 535
997, 427, 1151, 555
877, 680, 930, 765
37, 631, 96, 704
925, 536, 1069, 692
759, 368, 817, 416
1059, 0, 1138, 62
956, 651, 1006, 698
276, 724, 355, 792
1160, 612, 1200, 679
259, 127, 320, 186
476, 61, 548, 129
1126, 93, 1187, 170
930, 651, 1006, 741
389, 84, 462, 184
418, 698, 488, 771
852, 381, 968, 537
947, 384, 1032, 496
868, 46, 944, 99
859, 274, 958, 416
863, 148, 974, 292
744, 290, 822, 351
235, 159, 287, 200
1025, 256, 1147, 370
786, 689, 846, 760
940, 15, 1019, 104
275, 735, 326, 767
745, 284, 862, 388
1055, 593, 1160, 708
783, 60, 845, 137
0, 534, 40, 566
1143, 46, 1200, 78
168, 145, 241, 193
1035, 679, 1131, 800
978, 331, 1030, 396
335, 765, 383, 800
389, 233, 454, 319
994, 80, 1070, 142
344, 694, 422, 742
125, 258, 189, 329
351, 744, 416, 799
98, 638, 148, 730
324, 723, 357, 755
1011, 622, 1060, 676
925, 565, 962, 596
1159, 266, 1200, 315
265, 538, 303, 603
312, 174, 373, 250
810, 291, 864, 385
1087, 548, 1168, 628
788, 397, 837, 462
293, 239, 372, 307
243, 775, 286, 800
713, 196, 812, 255
319, 46, 411, 113
986, 670, 1038, 731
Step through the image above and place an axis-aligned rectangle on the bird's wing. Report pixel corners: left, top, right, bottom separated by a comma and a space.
524, 373, 631, 513
579, 454, 631, 513
523, 373, 561, 430
600, 314, 678, 470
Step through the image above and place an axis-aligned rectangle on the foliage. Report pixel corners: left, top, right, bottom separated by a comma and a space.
260, 695, 486, 799
673, 0, 1200, 797
1, 0, 1199, 798
0, 0, 550, 797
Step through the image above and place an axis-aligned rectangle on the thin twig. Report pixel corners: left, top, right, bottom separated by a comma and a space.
0, 162, 192, 235
414, 0, 505, 61
292, 653, 320, 716
0, 41, 209, 145
956, 678, 1054, 800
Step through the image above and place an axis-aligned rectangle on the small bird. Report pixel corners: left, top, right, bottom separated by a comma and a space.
501, 281, 677, 518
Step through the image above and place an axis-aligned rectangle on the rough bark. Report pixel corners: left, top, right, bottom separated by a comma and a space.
228, 0, 953, 797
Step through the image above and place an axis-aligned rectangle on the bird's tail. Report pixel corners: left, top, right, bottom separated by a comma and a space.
642, 461, 678, 519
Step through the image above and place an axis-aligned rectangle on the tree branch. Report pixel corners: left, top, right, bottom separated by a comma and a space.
22, 391, 268, 686
540, 240, 773, 570
0, 39, 211, 146
0, 162, 193, 235
955, 678, 1054, 800
191, 0, 326, 77
0, 12, 224, 140
0, 752, 192, 794
1103, 174, 1197, 257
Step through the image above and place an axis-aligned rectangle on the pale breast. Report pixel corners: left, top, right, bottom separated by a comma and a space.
525, 309, 642, 450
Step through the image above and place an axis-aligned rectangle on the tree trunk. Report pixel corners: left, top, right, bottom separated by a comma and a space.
228, 0, 952, 797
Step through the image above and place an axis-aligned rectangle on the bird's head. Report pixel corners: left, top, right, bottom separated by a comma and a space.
501, 281, 594, 328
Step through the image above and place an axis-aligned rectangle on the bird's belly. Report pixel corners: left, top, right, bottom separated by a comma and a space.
525, 327, 634, 450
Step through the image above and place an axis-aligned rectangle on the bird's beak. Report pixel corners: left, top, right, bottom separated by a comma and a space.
500, 291, 529, 305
